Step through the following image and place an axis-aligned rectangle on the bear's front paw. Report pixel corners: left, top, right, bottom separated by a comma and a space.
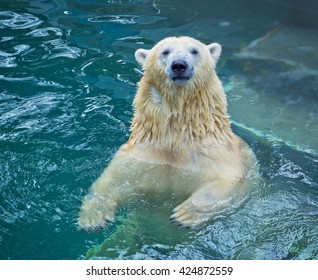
77, 209, 114, 231
169, 201, 207, 228
77, 196, 116, 231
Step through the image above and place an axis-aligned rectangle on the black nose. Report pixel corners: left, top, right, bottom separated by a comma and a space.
171, 60, 188, 74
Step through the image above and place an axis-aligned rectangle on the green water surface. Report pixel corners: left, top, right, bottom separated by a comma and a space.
0, 0, 317, 260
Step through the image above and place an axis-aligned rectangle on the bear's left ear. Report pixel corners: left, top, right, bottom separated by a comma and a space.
135, 48, 150, 66
207, 43, 222, 62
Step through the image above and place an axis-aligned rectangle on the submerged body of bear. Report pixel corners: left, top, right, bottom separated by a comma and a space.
78, 36, 258, 230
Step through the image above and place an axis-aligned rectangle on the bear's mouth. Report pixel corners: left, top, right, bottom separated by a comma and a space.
172, 76, 191, 84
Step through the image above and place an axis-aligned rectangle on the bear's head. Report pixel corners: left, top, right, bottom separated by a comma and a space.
135, 36, 221, 87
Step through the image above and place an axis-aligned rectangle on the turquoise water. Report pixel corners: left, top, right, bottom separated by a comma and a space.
0, 0, 317, 260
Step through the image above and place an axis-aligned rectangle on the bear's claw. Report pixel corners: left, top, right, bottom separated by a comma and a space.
169, 201, 208, 228
77, 215, 115, 231
77, 194, 117, 231
169, 216, 191, 229
169, 207, 195, 228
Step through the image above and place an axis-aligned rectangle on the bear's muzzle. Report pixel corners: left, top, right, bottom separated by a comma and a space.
169, 59, 194, 84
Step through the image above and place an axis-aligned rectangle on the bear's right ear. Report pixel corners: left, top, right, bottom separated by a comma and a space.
135, 49, 150, 66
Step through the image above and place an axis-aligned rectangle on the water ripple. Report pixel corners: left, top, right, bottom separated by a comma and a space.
27, 27, 63, 37
0, 36, 14, 43
278, 161, 313, 185
0, 57, 17, 68
0, 44, 30, 57
44, 38, 82, 59
0, 44, 30, 68
88, 14, 165, 25
89, 15, 137, 25
0, 11, 42, 29
0, 11, 84, 71
0, 94, 61, 123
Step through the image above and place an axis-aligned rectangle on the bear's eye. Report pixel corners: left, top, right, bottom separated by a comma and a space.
191, 48, 199, 55
162, 49, 170, 56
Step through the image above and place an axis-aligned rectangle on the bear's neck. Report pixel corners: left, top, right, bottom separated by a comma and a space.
128, 77, 233, 150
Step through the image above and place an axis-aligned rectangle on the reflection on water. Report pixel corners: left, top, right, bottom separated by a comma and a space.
0, 0, 317, 260
231, 26, 318, 155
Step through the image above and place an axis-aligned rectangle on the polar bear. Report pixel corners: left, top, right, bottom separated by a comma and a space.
78, 36, 258, 230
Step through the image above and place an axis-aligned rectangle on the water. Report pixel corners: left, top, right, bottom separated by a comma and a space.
0, 0, 317, 260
